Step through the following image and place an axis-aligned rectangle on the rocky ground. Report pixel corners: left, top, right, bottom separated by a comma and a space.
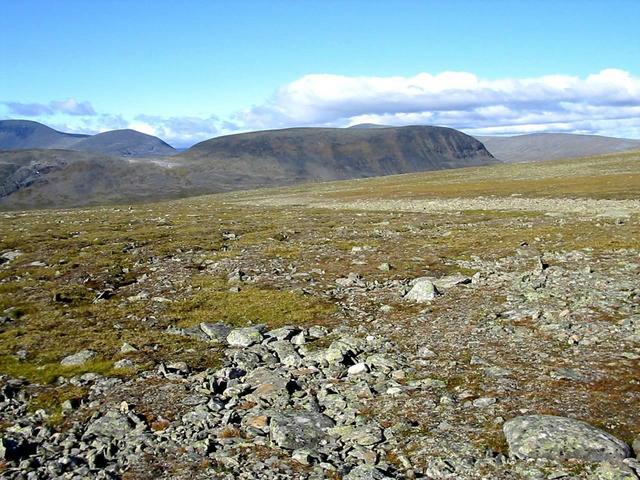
0, 154, 639, 479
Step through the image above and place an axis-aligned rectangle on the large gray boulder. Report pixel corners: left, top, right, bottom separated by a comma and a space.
270, 410, 334, 450
503, 415, 631, 462
83, 411, 133, 440
226, 326, 263, 347
60, 349, 96, 366
199, 322, 231, 342
404, 278, 440, 302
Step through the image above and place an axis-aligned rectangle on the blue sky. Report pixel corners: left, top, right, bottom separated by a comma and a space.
1, 0, 639, 146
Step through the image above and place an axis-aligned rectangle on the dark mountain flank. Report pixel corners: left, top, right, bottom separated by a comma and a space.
476, 133, 640, 163
0, 149, 190, 209
181, 126, 498, 183
0, 120, 176, 157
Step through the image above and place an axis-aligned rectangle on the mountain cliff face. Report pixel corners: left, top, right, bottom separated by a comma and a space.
0, 120, 176, 157
181, 126, 498, 182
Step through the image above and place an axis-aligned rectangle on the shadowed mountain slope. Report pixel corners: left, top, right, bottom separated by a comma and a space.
0, 149, 190, 209
181, 126, 498, 182
0, 119, 89, 150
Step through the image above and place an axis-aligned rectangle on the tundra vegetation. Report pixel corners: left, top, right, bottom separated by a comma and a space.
0, 151, 639, 479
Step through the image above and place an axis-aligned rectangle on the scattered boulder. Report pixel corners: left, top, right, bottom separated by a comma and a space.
0, 250, 22, 264
226, 326, 263, 347
345, 464, 393, 480
404, 278, 440, 302
60, 349, 97, 366
120, 342, 138, 353
503, 415, 631, 462
433, 274, 471, 290
270, 410, 334, 450
83, 411, 133, 440
200, 322, 231, 342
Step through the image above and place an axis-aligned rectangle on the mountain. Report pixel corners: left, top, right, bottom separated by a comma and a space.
0, 124, 497, 209
0, 120, 176, 157
181, 126, 498, 184
70, 129, 176, 157
0, 149, 191, 209
0, 119, 89, 150
476, 133, 640, 163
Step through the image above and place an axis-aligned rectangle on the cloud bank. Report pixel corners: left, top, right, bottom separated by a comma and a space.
4, 98, 96, 117
2, 69, 640, 146
237, 69, 640, 138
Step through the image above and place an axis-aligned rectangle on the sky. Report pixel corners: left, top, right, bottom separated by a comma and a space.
1, 0, 639, 147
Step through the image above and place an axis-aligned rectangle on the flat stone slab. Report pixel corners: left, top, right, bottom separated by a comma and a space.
504, 415, 631, 462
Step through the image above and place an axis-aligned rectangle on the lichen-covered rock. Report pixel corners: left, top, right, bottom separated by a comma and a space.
344, 464, 394, 480
226, 326, 263, 347
199, 322, 231, 342
633, 435, 640, 458
591, 462, 638, 480
60, 349, 96, 366
503, 415, 631, 462
83, 411, 133, 440
270, 410, 334, 450
404, 278, 440, 302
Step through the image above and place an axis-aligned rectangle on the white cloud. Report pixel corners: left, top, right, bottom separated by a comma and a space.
236, 68, 640, 138
4, 69, 640, 145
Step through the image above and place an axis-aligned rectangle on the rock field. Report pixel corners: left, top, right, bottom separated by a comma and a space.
0, 157, 639, 479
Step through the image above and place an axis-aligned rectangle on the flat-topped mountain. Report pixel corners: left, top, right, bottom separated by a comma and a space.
476, 132, 640, 163
0, 120, 176, 157
181, 125, 498, 182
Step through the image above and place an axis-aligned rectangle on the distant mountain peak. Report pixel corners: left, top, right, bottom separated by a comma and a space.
0, 119, 175, 157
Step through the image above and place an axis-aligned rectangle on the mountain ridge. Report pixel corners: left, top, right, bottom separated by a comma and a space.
475, 132, 640, 163
0, 120, 176, 157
